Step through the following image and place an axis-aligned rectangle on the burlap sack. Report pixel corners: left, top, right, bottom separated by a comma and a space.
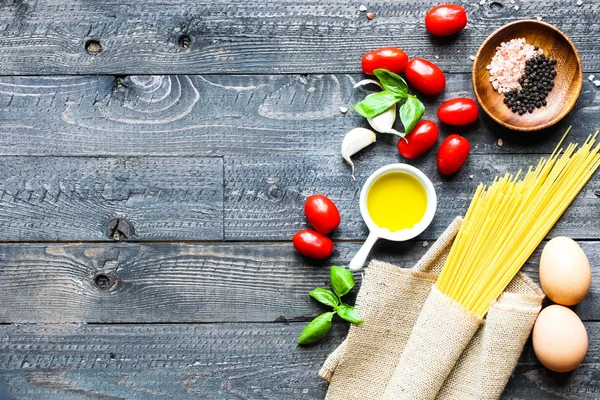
320, 217, 544, 400
383, 286, 482, 400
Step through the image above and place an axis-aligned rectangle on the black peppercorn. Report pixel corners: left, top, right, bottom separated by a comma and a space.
502, 54, 557, 114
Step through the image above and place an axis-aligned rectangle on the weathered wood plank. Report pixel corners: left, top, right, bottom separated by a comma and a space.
225, 153, 600, 240
0, 322, 344, 400
0, 1, 598, 75
0, 74, 597, 157
0, 322, 599, 399
1, 154, 598, 242
0, 157, 223, 241
0, 240, 598, 323
0, 241, 384, 323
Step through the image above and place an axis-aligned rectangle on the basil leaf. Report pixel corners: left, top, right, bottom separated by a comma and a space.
400, 96, 425, 136
297, 311, 335, 345
337, 304, 364, 324
310, 288, 339, 308
373, 69, 408, 98
330, 266, 355, 298
353, 90, 400, 119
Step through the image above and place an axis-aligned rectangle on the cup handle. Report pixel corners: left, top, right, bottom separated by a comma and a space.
349, 232, 379, 272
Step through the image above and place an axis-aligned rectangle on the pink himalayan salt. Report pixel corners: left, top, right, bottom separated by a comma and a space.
486, 38, 543, 94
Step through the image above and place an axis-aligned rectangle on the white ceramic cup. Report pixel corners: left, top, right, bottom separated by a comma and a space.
349, 163, 437, 272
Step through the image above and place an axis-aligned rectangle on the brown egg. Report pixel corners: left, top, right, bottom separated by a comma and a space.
532, 305, 588, 372
539, 236, 591, 305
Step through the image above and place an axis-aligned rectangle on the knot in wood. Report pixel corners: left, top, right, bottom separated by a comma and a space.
178, 34, 192, 50
267, 184, 280, 198
94, 274, 112, 290
85, 40, 102, 55
490, 2, 504, 12
106, 218, 134, 240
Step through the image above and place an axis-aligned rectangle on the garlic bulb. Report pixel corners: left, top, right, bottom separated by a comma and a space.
341, 128, 377, 180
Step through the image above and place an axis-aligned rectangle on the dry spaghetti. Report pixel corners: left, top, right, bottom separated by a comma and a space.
437, 130, 600, 318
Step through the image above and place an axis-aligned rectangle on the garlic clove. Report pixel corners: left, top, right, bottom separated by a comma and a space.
341, 128, 377, 181
365, 94, 401, 135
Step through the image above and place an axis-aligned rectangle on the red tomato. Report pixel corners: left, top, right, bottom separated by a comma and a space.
425, 4, 468, 36
292, 230, 334, 259
405, 58, 446, 95
437, 98, 479, 125
304, 194, 340, 234
398, 120, 439, 159
437, 134, 470, 175
361, 47, 409, 75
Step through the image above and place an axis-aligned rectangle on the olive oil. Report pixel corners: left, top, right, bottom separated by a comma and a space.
366, 172, 428, 231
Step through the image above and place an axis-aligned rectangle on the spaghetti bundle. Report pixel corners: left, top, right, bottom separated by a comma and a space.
437, 131, 600, 317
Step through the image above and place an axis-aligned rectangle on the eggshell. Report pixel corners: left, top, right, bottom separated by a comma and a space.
532, 305, 588, 372
539, 236, 591, 305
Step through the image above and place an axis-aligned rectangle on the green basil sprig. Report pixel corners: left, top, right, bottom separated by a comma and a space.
352, 68, 425, 137
298, 266, 363, 345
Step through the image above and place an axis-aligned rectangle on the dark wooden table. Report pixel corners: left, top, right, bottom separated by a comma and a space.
0, 1, 599, 398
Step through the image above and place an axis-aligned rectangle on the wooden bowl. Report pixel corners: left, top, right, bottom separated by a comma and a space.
472, 20, 582, 132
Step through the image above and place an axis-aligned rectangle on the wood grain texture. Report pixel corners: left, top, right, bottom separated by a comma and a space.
0, 322, 344, 400
0, 74, 598, 157
2, 153, 599, 242
0, 157, 223, 241
1, 240, 599, 324
225, 153, 600, 240
0, 1, 599, 75
0, 241, 387, 323
1, 322, 599, 399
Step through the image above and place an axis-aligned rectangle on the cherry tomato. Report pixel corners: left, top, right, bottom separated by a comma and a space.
437, 134, 470, 175
398, 120, 439, 159
405, 58, 446, 95
425, 4, 468, 36
437, 98, 479, 125
304, 194, 340, 234
292, 229, 334, 259
361, 47, 409, 75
